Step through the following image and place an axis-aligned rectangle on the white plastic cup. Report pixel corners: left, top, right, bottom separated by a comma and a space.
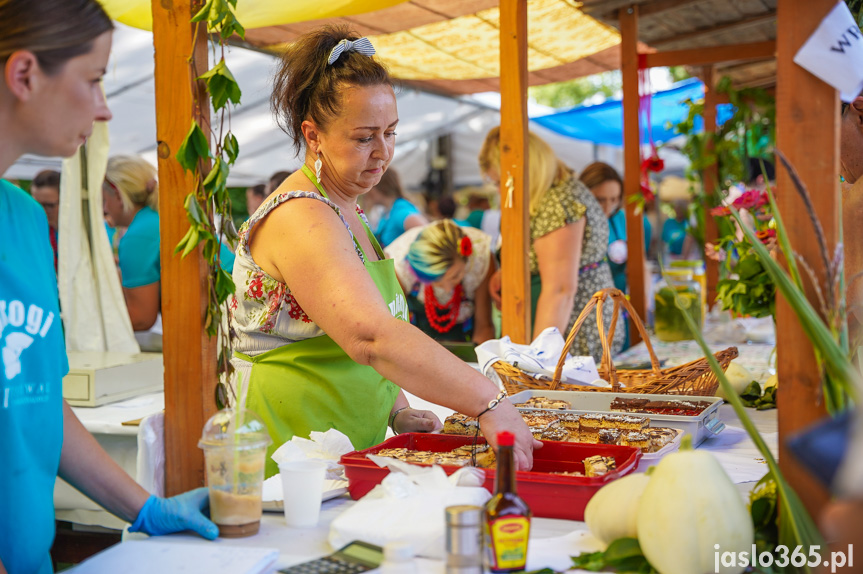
279, 460, 327, 527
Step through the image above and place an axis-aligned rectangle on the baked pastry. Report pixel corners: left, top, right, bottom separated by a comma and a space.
644, 427, 678, 452
514, 396, 571, 410
557, 412, 581, 432
578, 413, 604, 431
610, 397, 711, 416
619, 415, 649, 430
621, 431, 651, 450
583, 455, 616, 477
599, 428, 623, 445
523, 412, 561, 436
443, 413, 479, 435
539, 426, 570, 442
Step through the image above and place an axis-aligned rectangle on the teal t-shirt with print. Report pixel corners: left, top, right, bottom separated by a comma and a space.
0, 180, 67, 574
119, 206, 161, 288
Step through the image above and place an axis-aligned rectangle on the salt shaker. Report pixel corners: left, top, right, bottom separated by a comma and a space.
445, 505, 483, 574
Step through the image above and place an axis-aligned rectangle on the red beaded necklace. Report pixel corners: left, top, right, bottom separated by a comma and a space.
424, 284, 463, 333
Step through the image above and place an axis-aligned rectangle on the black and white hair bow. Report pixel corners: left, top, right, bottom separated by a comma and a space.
327, 37, 376, 65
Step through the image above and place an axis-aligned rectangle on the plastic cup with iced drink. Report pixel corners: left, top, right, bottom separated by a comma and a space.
198, 408, 271, 538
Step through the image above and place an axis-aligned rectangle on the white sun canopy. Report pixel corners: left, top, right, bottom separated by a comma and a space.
7, 23, 686, 191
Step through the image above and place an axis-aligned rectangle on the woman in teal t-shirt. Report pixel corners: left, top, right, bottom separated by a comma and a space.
103, 155, 163, 351
0, 3, 217, 572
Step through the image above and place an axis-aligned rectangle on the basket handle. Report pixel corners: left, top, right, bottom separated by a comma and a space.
550, 288, 662, 389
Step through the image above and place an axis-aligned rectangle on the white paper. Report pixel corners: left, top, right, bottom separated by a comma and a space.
475, 327, 603, 386
66, 540, 278, 574
794, 1, 863, 101
271, 428, 354, 480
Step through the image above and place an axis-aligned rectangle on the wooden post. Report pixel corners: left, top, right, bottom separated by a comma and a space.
152, 0, 217, 496
620, 5, 646, 344
775, 0, 836, 518
499, 0, 531, 343
702, 65, 719, 309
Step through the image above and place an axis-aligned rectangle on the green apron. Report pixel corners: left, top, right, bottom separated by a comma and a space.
238, 165, 406, 477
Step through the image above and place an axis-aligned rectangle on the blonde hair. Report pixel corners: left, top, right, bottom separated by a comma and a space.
478, 126, 569, 216
407, 220, 467, 283
105, 155, 158, 212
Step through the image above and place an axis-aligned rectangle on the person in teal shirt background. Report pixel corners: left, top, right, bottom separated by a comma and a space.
662, 200, 690, 256
1, 6, 219, 570
103, 155, 164, 351
364, 167, 427, 247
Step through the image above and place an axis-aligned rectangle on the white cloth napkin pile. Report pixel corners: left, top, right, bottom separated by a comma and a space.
476, 327, 607, 387
329, 459, 491, 559
262, 429, 354, 503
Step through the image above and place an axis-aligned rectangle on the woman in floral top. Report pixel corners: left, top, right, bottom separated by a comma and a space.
229, 26, 539, 477
478, 127, 623, 362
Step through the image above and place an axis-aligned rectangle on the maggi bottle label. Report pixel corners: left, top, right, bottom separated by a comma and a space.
487, 516, 530, 571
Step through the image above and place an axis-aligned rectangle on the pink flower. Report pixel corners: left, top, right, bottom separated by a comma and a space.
710, 205, 732, 217
732, 190, 768, 211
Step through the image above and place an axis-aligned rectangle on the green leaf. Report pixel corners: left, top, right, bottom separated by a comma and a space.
215, 268, 236, 304
182, 227, 200, 258
173, 225, 194, 255
224, 132, 239, 164
175, 120, 211, 172
184, 193, 207, 225
202, 157, 228, 197
198, 59, 241, 111
190, 0, 214, 22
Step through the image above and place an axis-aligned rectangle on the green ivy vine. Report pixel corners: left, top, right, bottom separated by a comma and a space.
174, 0, 244, 404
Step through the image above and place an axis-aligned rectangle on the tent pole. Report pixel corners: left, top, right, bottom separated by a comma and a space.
152, 0, 217, 496
775, 0, 836, 519
499, 0, 531, 343
620, 5, 646, 344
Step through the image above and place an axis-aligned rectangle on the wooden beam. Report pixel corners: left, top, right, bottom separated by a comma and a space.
702, 65, 719, 310
651, 12, 776, 47
775, 0, 836, 519
152, 0, 218, 496
620, 5, 646, 345
499, 0, 530, 343
643, 41, 776, 68
638, 0, 711, 18
593, 0, 712, 20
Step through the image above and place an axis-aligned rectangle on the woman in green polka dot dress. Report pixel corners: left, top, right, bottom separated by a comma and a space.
479, 127, 624, 362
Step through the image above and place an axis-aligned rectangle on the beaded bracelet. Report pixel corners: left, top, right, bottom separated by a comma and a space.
476, 390, 508, 419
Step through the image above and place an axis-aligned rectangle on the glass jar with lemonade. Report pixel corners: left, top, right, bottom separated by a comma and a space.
654, 269, 702, 342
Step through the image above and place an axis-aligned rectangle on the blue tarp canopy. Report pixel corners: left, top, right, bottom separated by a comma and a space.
531, 78, 734, 147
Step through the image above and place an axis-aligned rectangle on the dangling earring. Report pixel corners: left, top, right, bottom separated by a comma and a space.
314, 153, 323, 182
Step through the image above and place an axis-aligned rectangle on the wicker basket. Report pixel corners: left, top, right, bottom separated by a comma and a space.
492, 288, 738, 396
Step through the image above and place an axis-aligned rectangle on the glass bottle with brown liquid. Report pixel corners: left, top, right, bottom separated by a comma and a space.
484, 431, 531, 573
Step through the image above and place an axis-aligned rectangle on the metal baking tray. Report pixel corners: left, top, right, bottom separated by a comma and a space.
508, 390, 725, 447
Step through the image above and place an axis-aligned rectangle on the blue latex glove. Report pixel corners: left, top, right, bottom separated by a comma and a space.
129, 487, 219, 540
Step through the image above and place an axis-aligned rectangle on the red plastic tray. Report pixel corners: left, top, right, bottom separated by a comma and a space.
339, 433, 641, 521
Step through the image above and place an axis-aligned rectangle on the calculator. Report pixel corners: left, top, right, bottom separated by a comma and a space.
278, 541, 384, 574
